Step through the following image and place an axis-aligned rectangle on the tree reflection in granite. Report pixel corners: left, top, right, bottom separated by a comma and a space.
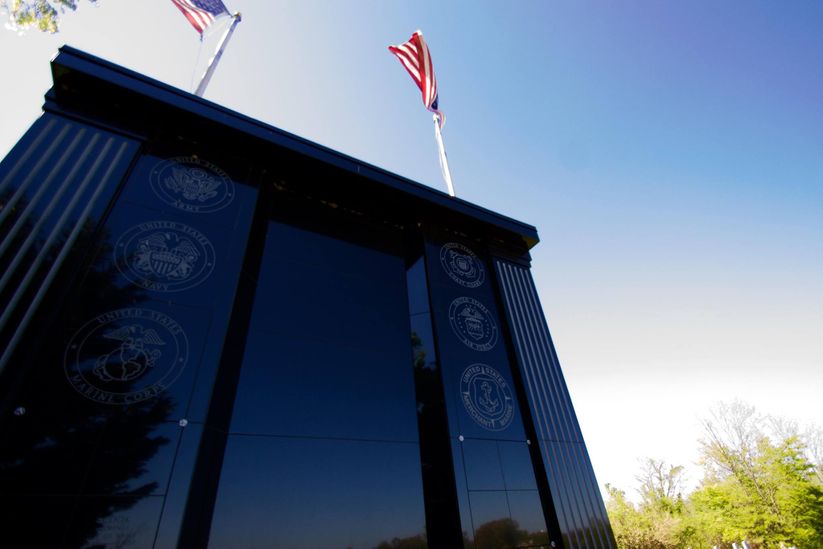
0, 219, 173, 547
374, 533, 428, 549
371, 519, 549, 549
474, 518, 549, 549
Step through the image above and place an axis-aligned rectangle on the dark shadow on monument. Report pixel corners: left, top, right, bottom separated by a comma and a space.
0, 214, 174, 548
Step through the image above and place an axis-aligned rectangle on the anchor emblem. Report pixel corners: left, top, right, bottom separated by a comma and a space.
478, 380, 501, 414
460, 364, 514, 431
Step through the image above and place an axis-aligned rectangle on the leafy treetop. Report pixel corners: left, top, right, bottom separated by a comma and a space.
1, 0, 99, 34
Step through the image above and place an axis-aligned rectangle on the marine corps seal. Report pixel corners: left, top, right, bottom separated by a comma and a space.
64, 308, 189, 405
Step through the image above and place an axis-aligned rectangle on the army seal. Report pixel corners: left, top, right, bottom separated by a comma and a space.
150, 156, 234, 213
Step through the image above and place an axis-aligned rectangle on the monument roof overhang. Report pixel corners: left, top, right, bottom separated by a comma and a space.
46, 46, 539, 253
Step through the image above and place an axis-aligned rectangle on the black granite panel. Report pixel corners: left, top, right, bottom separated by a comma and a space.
208, 436, 428, 549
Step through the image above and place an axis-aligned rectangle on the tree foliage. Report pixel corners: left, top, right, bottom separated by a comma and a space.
606, 459, 687, 549
606, 401, 823, 549
636, 458, 686, 514
1, 0, 99, 33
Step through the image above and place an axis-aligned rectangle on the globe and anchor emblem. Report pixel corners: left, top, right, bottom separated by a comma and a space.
93, 324, 165, 383
64, 308, 189, 405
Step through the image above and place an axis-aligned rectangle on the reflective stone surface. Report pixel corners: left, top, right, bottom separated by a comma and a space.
208, 217, 428, 547
0, 144, 257, 548
424, 236, 527, 442
423, 231, 551, 547
209, 436, 427, 549
0, 64, 605, 547
230, 221, 418, 442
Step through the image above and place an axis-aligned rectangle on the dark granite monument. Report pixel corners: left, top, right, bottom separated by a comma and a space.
0, 47, 615, 548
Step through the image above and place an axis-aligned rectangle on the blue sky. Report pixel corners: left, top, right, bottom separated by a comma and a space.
2, 0, 822, 500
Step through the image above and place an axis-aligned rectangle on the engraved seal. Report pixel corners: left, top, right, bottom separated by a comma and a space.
449, 297, 498, 352
64, 308, 189, 405
440, 242, 485, 288
115, 220, 216, 292
460, 364, 514, 431
150, 156, 234, 213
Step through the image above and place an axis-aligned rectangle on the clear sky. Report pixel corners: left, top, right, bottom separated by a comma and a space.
2, 0, 822, 502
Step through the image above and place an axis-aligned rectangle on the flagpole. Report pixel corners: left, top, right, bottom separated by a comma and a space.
433, 114, 456, 197
194, 12, 241, 97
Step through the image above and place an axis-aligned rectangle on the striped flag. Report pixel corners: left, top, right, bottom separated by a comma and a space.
170, 0, 229, 34
389, 30, 444, 126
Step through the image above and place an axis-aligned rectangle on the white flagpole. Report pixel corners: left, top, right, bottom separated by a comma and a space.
433, 114, 456, 197
194, 12, 242, 97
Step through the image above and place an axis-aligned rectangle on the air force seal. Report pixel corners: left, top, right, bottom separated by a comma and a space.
460, 364, 514, 431
115, 221, 215, 292
440, 243, 485, 288
150, 156, 234, 213
449, 297, 498, 352
64, 308, 189, 405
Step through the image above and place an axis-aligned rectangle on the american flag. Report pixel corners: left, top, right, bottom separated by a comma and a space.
170, 0, 229, 34
389, 30, 444, 126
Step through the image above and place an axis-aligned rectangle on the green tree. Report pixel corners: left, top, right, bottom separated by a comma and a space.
636, 458, 686, 514
685, 401, 823, 548
606, 484, 656, 548
1, 0, 99, 34
606, 459, 687, 549
804, 424, 823, 485
606, 402, 823, 548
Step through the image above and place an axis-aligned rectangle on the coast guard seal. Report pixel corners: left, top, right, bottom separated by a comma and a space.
150, 156, 234, 213
115, 221, 215, 292
440, 242, 485, 288
460, 364, 514, 431
64, 308, 189, 405
449, 297, 498, 351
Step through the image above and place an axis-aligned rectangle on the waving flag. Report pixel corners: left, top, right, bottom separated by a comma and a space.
389, 30, 444, 127
170, 0, 229, 34
388, 29, 455, 196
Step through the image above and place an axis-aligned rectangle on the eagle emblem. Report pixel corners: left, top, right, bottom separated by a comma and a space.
164, 167, 222, 203
150, 156, 235, 213
133, 231, 200, 281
